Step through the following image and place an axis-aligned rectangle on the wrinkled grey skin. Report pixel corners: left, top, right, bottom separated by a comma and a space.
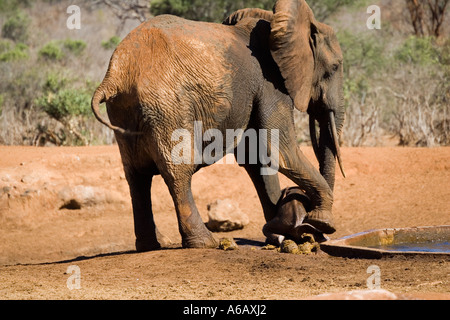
91, 0, 345, 251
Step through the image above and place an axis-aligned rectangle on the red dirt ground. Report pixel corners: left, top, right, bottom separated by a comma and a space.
0, 145, 449, 299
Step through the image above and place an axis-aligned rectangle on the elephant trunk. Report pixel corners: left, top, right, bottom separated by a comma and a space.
309, 108, 345, 191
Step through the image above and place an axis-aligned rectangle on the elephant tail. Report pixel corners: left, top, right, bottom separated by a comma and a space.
91, 86, 140, 135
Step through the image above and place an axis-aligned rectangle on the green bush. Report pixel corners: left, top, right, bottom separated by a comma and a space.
101, 36, 121, 50
37, 88, 91, 121
63, 39, 86, 56
0, 42, 28, 61
1, 10, 30, 42
39, 39, 87, 61
337, 30, 386, 77
0, 39, 11, 52
395, 36, 440, 66
38, 41, 64, 61
36, 73, 91, 121
336, 30, 386, 105
0, 0, 31, 13
150, 0, 274, 22
42, 72, 69, 92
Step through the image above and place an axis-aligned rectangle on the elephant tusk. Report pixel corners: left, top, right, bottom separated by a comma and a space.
329, 111, 346, 178
309, 116, 320, 164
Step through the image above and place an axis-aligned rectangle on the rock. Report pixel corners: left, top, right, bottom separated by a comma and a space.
59, 185, 96, 209
206, 199, 249, 232
218, 238, 238, 251
58, 185, 126, 210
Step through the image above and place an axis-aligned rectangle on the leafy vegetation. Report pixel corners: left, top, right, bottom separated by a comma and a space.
38, 41, 64, 61
150, 0, 275, 22
1, 9, 30, 42
101, 36, 121, 50
0, 0, 448, 147
0, 40, 28, 61
63, 39, 87, 56
38, 39, 87, 61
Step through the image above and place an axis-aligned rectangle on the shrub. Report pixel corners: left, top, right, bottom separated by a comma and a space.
337, 30, 386, 78
0, 42, 28, 62
37, 88, 91, 121
0, 39, 11, 52
1, 10, 30, 42
63, 39, 86, 56
101, 36, 121, 50
39, 39, 87, 61
150, 0, 274, 22
395, 36, 440, 66
38, 41, 64, 61
0, 0, 31, 13
36, 73, 91, 121
35, 73, 94, 145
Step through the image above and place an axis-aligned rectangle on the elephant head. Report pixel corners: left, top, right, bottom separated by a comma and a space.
225, 0, 346, 191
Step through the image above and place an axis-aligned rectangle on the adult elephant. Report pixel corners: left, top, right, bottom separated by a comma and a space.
91, 0, 345, 251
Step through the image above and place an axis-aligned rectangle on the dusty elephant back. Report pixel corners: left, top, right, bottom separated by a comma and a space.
97, 15, 263, 135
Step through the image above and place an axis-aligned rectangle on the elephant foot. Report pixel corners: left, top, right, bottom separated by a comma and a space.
179, 214, 219, 249
135, 237, 162, 252
135, 230, 172, 252
304, 210, 336, 234
182, 232, 218, 249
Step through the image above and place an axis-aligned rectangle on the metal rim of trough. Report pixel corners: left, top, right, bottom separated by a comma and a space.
320, 225, 450, 259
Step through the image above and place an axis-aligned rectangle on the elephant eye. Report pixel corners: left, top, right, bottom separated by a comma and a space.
324, 64, 339, 79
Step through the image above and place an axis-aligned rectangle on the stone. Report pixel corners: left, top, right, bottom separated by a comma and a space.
206, 199, 249, 232
58, 185, 126, 210
58, 185, 96, 209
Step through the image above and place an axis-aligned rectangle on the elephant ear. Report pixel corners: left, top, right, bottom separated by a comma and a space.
270, 0, 316, 112
223, 8, 273, 25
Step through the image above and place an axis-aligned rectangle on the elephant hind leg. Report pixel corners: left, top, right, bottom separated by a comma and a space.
125, 167, 170, 252
159, 164, 218, 249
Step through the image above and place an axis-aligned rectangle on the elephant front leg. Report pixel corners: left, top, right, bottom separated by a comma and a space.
278, 147, 336, 234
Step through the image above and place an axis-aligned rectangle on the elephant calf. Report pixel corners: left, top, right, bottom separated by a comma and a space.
263, 187, 327, 246
91, 0, 345, 251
